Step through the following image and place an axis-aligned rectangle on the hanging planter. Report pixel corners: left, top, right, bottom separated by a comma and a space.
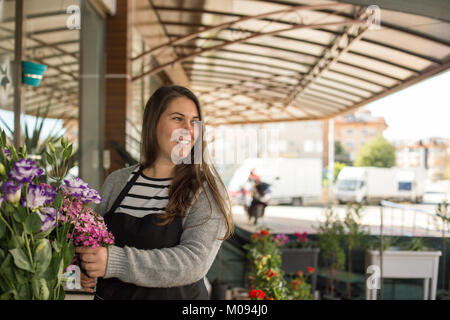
22, 61, 47, 87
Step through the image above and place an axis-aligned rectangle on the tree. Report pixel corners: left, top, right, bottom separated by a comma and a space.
335, 141, 352, 165
354, 136, 396, 168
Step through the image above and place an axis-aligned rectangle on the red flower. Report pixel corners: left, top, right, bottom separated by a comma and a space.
294, 232, 303, 241
296, 270, 304, 277
302, 232, 309, 242
307, 266, 315, 273
265, 269, 275, 278
260, 229, 270, 236
249, 289, 266, 300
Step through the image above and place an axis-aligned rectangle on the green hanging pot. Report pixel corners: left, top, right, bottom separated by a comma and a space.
22, 61, 47, 87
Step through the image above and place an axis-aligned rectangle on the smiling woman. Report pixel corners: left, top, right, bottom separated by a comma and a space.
77, 85, 234, 300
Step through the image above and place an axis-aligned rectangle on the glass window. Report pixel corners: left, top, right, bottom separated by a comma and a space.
398, 182, 412, 191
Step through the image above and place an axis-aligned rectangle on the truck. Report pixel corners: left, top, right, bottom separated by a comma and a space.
227, 158, 322, 206
336, 166, 426, 204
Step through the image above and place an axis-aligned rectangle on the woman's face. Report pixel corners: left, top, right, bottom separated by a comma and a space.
155, 96, 201, 164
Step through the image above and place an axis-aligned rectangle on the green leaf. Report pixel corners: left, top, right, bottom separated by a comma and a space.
31, 277, 40, 299
0, 254, 16, 284
51, 240, 61, 253
0, 217, 6, 239
55, 285, 65, 300
45, 151, 53, 165
53, 192, 64, 210
0, 290, 18, 300
63, 242, 75, 270
24, 212, 42, 234
34, 239, 52, 275
7, 234, 24, 249
9, 146, 18, 162
12, 206, 27, 223
63, 144, 73, 159
13, 268, 28, 284
35, 226, 55, 240
0, 130, 6, 146
9, 248, 34, 273
31, 277, 50, 300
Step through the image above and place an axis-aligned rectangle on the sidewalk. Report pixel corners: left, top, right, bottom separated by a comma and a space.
232, 205, 445, 237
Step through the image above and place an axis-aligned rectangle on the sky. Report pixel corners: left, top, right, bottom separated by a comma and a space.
365, 70, 450, 142
0, 70, 449, 143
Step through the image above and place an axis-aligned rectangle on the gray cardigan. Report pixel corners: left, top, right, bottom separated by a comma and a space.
98, 164, 228, 288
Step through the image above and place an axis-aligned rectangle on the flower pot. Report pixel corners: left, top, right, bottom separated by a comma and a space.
366, 250, 441, 300
22, 61, 47, 87
281, 248, 320, 292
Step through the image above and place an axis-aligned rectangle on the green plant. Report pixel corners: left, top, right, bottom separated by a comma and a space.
354, 135, 396, 168
343, 203, 369, 298
0, 106, 78, 182
288, 268, 315, 300
0, 130, 76, 299
244, 227, 315, 300
315, 207, 345, 297
244, 228, 289, 300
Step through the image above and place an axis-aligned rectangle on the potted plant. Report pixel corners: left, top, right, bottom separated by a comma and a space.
343, 203, 369, 299
366, 236, 442, 300
287, 268, 315, 300
244, 228, 289, 300
243, 227, 315, 300
274, 231, 320, 293
315, 207, 346, 300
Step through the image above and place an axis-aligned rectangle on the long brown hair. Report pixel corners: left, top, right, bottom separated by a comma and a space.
140, 85, 234, 240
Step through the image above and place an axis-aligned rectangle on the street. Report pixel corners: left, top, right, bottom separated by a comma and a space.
233, 192, 449, 237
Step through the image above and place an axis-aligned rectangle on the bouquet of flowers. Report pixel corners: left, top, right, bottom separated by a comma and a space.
0, 129, 113, 300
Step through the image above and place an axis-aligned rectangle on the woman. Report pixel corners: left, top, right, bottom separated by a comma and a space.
76, 85, 234, 300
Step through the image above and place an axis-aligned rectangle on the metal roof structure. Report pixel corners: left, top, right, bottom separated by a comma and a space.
131, 0, 450, 126
0, 0, 79, 121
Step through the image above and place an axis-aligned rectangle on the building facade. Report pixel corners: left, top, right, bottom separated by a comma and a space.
334, 109, 388, 162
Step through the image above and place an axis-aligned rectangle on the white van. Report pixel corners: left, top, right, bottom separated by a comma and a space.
336, 166, 426, 204
227, 158, 322, 206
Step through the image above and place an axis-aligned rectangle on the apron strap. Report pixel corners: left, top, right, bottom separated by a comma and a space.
107, 165, 143, 215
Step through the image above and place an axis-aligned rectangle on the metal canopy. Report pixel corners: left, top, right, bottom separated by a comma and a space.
132, 0, 450, 126
0, 1, 79, 121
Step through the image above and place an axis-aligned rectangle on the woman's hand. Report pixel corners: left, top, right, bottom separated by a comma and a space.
80, 272, 96, 293
75, 246, 108, 278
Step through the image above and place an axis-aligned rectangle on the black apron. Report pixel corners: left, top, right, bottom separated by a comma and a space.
95, 166, 208, 300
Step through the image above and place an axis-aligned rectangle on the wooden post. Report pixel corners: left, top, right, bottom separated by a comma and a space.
104, 0, 133, 174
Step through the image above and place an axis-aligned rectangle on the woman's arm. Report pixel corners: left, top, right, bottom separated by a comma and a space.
103, 183, 227, 288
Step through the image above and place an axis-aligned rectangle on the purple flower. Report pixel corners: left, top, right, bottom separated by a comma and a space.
82, 188, 102, 204
62, 177, 89, 197
37, 207, 56, 232
8, 158, 44, 183
1, 180, 22, 204
22, 184, 57, 210
274, 234, 289, 246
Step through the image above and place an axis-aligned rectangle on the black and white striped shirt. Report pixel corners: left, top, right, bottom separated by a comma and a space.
115, 169, 172, 218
